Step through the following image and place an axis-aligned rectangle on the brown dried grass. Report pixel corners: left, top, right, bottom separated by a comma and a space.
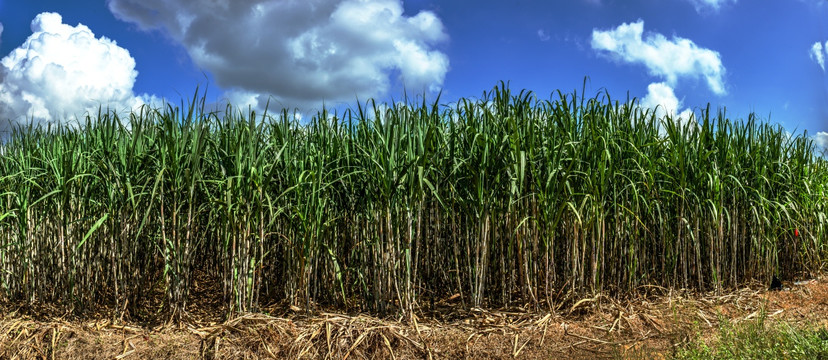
0, 276, 824, 359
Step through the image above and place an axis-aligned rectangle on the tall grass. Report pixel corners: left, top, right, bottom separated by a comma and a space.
0, 83, 825, 320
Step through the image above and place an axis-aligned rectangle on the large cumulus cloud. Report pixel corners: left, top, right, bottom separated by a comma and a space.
106, 0, 450, 108
591, 20, 726, 95
640, 82, 693, 121
591, 20, 726, 123
0, 13, 151, 130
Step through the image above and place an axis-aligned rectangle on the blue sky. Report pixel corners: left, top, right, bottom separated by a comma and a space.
0, 0, 826, 148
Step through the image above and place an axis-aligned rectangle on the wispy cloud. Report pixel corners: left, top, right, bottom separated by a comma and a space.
537, 29, 550, 42
799, 0, 827, 8
591, 20, 726, 95
810, 41, 827, 71
686, 0, 736, 13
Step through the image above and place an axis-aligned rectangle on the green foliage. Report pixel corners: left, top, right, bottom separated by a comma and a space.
675, 316, 828, 360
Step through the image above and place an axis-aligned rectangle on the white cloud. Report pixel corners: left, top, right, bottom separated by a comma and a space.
107, 0, 450, 108
220, 88, 345, 124
537, 29, 550, 42
686, 0, 736, 12
640, 82, 693, 122
815, 132, 828, 154
591, 20, 726, 95
0, 12, 152, 130
810, 41, 827, 71
224, 90, 264, 111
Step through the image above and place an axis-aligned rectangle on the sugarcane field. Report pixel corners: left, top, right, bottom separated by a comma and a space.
1, 1, 828, 359
0, 84, 825, 359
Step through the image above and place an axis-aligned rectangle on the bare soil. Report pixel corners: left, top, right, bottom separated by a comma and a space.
1, 276, 825, 359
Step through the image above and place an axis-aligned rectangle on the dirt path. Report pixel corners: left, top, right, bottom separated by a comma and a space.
1, 276, 825, 359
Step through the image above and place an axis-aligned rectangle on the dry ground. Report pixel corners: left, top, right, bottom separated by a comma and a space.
1, 276, 826, 359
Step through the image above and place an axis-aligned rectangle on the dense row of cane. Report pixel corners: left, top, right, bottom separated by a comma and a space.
0, 84, 825, 320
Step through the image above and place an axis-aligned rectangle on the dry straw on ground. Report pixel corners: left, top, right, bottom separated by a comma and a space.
0, 276, 824, 359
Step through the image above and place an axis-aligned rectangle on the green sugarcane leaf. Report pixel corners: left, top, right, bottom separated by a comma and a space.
76, 213, 109, 251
